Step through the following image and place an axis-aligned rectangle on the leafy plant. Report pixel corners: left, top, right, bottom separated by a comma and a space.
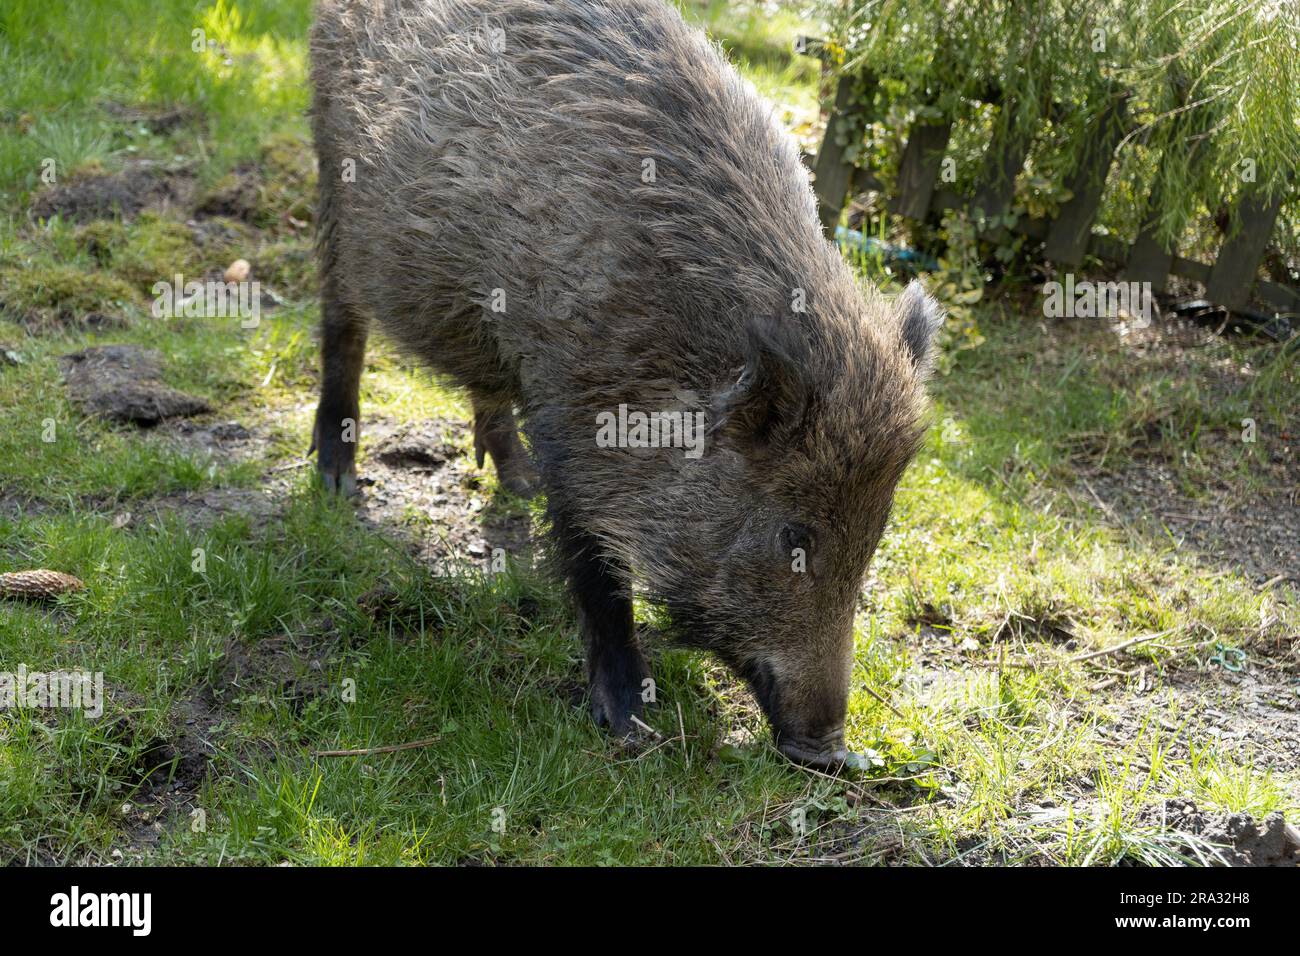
819, 0, 1300, 274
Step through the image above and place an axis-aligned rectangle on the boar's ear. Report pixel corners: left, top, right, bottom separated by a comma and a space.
710, 325, 811, 451
895, 280, 944, 378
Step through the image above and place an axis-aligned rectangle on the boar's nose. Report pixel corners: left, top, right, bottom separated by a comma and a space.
775, 727, 871, 773
737, 659, 867, 772
775, 726, 846, 768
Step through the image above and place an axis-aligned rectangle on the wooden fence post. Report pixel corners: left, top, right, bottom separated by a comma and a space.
893, 116, 954, 221
812, 72, 877, 234
1043, 95, 1128, 268
971, 111, 1037, 225
1206, 190, 1286, 311
1125, 67, 1213, 294
1126, 189, 1176, 293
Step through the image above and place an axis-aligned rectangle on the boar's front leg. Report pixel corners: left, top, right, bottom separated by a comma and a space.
553, 511, 650, 736
310, 275, 368, 497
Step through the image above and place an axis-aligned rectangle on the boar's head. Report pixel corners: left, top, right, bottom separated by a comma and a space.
659, 281, 942, 770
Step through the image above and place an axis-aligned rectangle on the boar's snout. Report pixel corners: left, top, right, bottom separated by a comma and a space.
775, 727, 852, 771
739, 656, 859, 772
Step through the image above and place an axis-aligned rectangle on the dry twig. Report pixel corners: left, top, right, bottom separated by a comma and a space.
312, 736, 441, 757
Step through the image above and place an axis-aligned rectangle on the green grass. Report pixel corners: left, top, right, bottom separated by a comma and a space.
0, 0, 311, 206
0, 0, 1296, 866
681, 0, 824, 128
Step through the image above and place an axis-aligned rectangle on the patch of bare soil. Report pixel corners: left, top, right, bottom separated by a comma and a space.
1098, 652, 1300, 778
29, 159, 194, 221
103, 610, 348, 863
1053, 315, 1299, 586
201, 622, 341, 719
0, 450, 279, 534
1083, 461, 1299, 587
1139, 799, 1300, 866
354, 416, 536, 572
165, 417, 254, 448
60, 344, 211, 425
0, 494, 46, 520
120, 487, 281, 533
160, 417, 274, 465
62, 686, 221, 863
193, 163, 267, 223
191, 137, 315, 234
101, 102, 197, 136
182, 214, 251, 252
113, 614, 349, 862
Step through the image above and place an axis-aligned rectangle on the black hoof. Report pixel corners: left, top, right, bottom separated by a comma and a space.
311, 408, 359, 498
588, 648, 651, 738
497, 464, 540, 499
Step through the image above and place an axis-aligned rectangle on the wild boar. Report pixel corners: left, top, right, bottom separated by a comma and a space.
308, 0, 941, 769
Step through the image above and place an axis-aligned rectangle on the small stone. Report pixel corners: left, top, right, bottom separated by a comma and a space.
224, 258, 251, 283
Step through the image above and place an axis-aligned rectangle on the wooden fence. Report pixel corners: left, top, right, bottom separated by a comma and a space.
810, 68, 1300, 321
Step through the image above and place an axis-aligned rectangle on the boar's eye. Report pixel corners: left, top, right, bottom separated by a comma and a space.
779, 522, 814, 560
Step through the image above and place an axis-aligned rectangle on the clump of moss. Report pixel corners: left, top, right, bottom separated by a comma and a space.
75, 213, 216, 293
195, 132, 316, 232
67, 158, 110, 179
111, 213, 208, 288
75, 220, 129, 266
254, 237, 316, 300
0, 261, 139, 326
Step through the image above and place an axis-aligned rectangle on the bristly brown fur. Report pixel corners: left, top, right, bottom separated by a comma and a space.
309, 0, 941, 763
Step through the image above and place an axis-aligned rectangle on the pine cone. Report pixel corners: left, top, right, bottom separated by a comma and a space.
0, 569, 86, 600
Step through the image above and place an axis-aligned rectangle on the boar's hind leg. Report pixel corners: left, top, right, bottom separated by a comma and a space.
555, 512, 650, 736
310, 277, 367, 497
471, 395, 539, 498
